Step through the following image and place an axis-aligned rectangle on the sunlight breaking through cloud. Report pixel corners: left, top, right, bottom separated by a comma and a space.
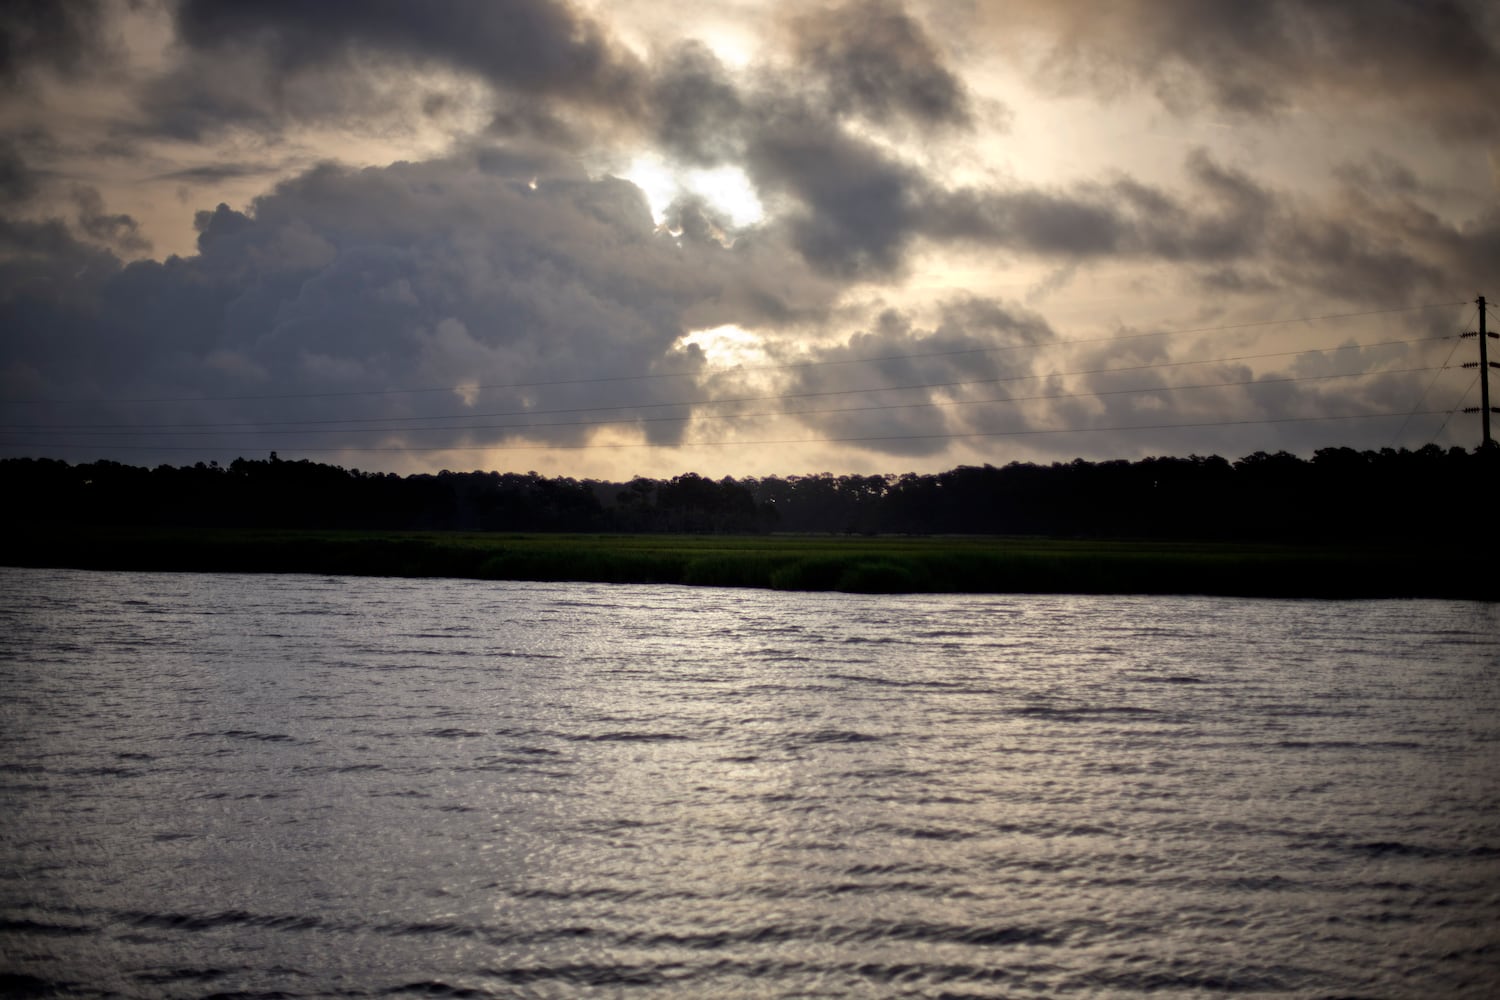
0, 0, 1494, 478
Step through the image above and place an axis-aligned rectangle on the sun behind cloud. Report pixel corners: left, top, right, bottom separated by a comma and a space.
621, 154, 764, 229
0, 0, 1495, 478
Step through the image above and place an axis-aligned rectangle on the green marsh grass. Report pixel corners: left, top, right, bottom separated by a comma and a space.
3, 525, 1493, 599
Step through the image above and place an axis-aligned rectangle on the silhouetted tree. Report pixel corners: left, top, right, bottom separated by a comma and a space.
3, 446, 1493, 540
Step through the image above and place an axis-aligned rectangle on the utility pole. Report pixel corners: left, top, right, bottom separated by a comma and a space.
1462, 294, 1498, 448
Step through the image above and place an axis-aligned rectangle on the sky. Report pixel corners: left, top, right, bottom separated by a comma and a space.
1, 0, 1497, 481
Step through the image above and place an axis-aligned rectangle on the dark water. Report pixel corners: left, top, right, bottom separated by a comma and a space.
1, 568, 1497, 999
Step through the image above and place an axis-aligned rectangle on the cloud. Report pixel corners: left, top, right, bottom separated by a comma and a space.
157, 163, 289, 185
726, 143, 1290, 283
1, 0, 1494, 475
143, 0, 648, 140
791, 0, 972, 130
141, 0, 993, 285
1001, 0, 1500, 136
0, 0, 112, 88
173, 0, 645, 102
0, 137, 38, 204
71, 184, 150, 255
649, 41, 747, 166
773, 298, 1060, 458
923, 149, 1498, 308
747, 118, 930, 278
0, 150, 843, 464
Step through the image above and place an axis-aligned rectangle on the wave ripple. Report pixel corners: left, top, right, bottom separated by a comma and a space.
2, 570, 1498, 998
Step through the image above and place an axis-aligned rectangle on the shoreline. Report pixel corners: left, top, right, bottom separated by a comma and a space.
3, 527, 1494, 601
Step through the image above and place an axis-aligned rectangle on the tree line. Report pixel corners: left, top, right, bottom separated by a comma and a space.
2, 445, 1495, 540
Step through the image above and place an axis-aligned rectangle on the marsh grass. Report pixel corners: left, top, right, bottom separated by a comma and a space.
2, 526, 1491, 599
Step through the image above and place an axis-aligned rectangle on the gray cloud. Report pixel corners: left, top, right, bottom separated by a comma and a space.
0, 151, 843, 464
753, 277, 1481, 464
136, 0, 646, 141
634, 0, 977, 175
651, 41, 747, 166
922, 150, 1497, 309
730, 143, 1291, 282
928, 151, 1279, 264
174, 0, 645, 104
157, 162, 288, 185
1010, 0, 1500, 136
934, 186, 1126, 257
1, 0, 1491, 472
792, 0, 972, 130
747, 117, 930, 278
0, 137, 38, 204
72, 184, 150, 255
0, 0, 111, 88
145, 0, 989, 288
775, 298, 1059, 458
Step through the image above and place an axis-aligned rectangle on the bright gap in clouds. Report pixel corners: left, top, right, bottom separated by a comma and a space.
621, 156, 764, 228
675, 324, 772, 369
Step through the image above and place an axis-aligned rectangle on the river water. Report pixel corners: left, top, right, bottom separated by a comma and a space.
1, 568, 1497, 998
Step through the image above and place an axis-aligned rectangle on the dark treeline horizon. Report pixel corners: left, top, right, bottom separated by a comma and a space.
3, 445, 1496, 540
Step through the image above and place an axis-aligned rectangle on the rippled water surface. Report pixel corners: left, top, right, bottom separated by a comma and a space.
2, 568, 1498, 998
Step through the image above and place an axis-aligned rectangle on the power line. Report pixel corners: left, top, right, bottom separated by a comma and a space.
1425, 372, 1482, 449
0, 410, 1447, 456
1, 366, 1444, 442
2, 335, 1452, 433
1, 300, 1466, 407
1389, 306, 1473, 447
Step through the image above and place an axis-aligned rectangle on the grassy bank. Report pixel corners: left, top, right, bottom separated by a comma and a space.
2, 526, 1494, 600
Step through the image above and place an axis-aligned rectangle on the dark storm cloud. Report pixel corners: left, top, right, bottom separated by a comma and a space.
1169, 151, 1273, 259
942, 311, 1188, 460
747, 119, 930, 278
0, 0, 111, 87
1178, 151, 1498, 308
731, 111, 1495, 301
749, 144, 1278, 280
1240, 162, 1499, 307
653, 0, 983, 278
760, 251, 1479, 463
138, 0, 646, 141
651, 41, 746, 166
792, 0, 971, 130
173, 0, 645, 104
920, 148, 1497, 310
1019, 0, 1500, 135
0, 216, 126, 406
0, 151, 843, 462
486, 97, 592, 152
714, 95, 1275, 282
71, 184, 150, 254
630, 14, 970, 278
127, 0, 984, 287
1018, 305, 1467, 462
0, 214, 118, 285
1235, 337, 1436, 443
2, 0, 1490, 471
0, 137, 38, 204
933, 186, 1126, 257
776, 298, 1059, 458
184, 0, 969, 288
1333, 155, 1428, 199
925, 149, 1283, 264
157, 162, 288, 185
641, 0, 975, 170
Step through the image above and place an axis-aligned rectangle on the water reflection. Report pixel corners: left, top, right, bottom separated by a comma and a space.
1, 570, 1497, 997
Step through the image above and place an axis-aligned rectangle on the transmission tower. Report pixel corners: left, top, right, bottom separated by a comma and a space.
1462, 295, 1498, 448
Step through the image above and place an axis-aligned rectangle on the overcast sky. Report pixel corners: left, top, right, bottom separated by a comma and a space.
1, 0, 1497, 480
